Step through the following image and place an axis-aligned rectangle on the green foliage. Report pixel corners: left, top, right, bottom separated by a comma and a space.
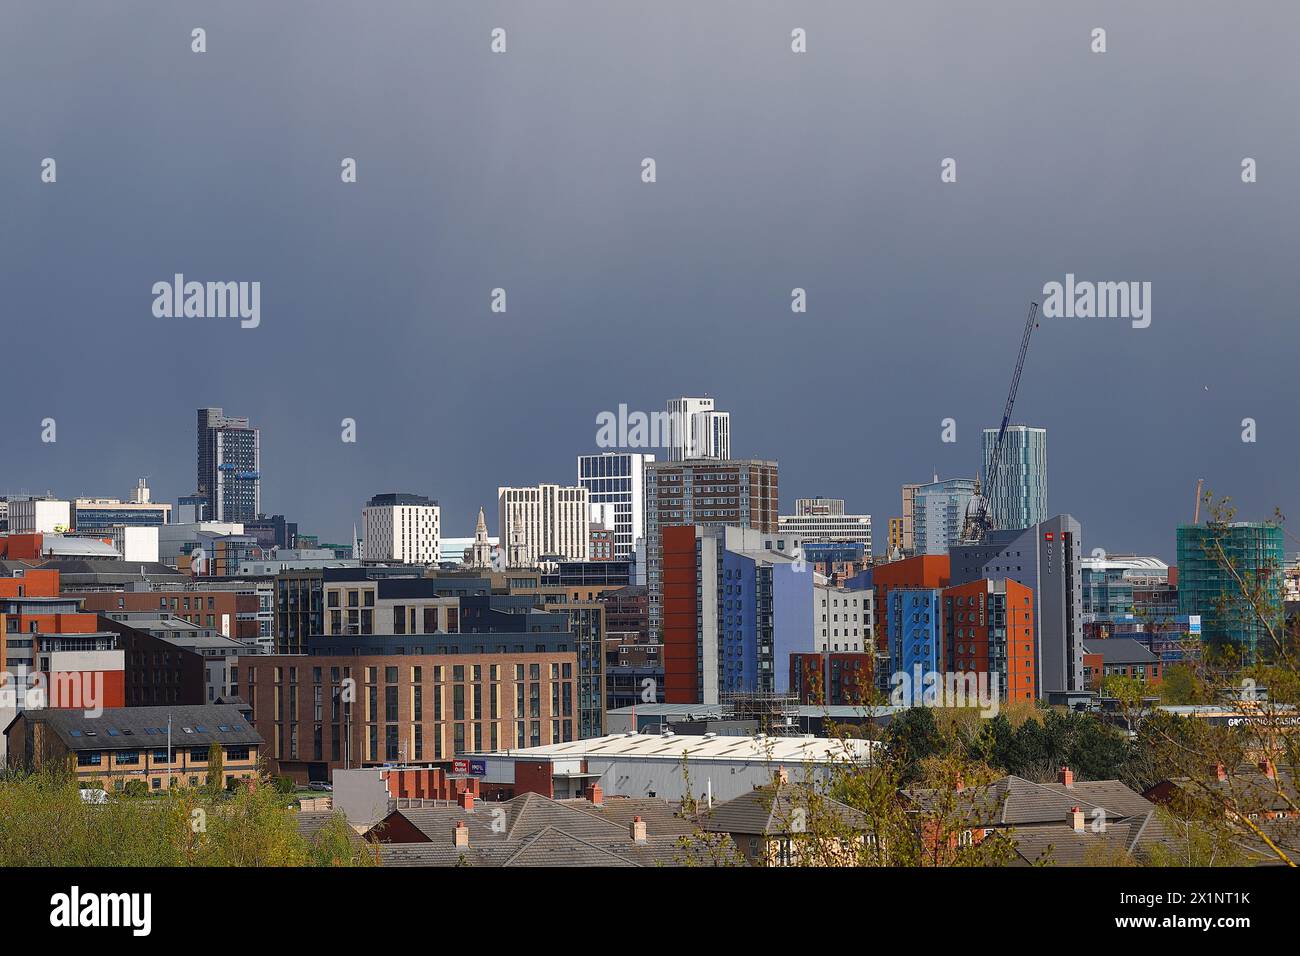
883, 708, 945, 783
966, 709, 1127, 782
1158, 664, 1207, 705
0, 769, 373, 867
206, 743, 224, 794
273, 776, 296, 795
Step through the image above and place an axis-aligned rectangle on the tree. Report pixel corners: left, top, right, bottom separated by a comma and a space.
206, 743, 224, 795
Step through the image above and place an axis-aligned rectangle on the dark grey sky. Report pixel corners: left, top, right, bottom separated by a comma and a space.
3, 1, 1298, 562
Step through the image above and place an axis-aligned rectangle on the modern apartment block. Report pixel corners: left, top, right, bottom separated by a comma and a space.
576, 451, 653, 560
855, 554, 951, 653
196, 407, 261, 522
778, 497, 872, 552
982, 424, 1048, 532
911, 477, 978, 555
497, 484, 591, 566
789, 652, 873, 705
948, 514, 1084, 696
888, 588, 942, 678
660, 525, 809, 704
941, 578, 1036, 704
644, 458, 778, 640
813, 583, 873, 653
243, 630, 579, 784
665, 396, 731, 461
270, 566, 437, 654
1176, 522, 1284, 660
361, 493, 441, 565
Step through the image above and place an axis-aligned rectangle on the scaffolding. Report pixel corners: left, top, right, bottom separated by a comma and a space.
720, 691, 802, 735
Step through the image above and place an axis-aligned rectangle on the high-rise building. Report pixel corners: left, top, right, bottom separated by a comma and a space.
911, 477, 978, 555
660, 525, 808, 704
361, 493, 441, 565
900, 483, 921, 554
1176, 522, 1284, 661
779, 498, 872, 551
981, 425, 1047, 532
576, 451, 653, 560
948, 514, 1084, 696
644, 458, 779, 639
941, 579, 1036, 704
814, 583, 873, 653
888, 589, 942, 678
665, 396, 731, 461
196, 407, 261, 522
497, 484, 591, 566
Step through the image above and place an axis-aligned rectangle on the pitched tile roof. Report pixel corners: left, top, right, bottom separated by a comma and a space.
905, 774, 1155, 827
700, 783, 868, 836
368, 792, 733, 867
12, 704, 262, 751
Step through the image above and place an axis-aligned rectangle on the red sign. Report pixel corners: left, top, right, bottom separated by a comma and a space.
452, 759, 469, 774
1043, 532, 1054, 541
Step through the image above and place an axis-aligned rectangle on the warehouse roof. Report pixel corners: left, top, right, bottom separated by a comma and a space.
471, 731, 873, 764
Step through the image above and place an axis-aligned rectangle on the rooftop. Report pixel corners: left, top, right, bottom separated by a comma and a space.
470, 731, 874, 764
6, 704, 263, 751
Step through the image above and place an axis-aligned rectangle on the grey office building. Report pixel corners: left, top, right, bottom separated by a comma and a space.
948, 514, 1084, 696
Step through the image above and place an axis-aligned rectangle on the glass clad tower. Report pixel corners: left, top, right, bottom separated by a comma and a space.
981, 425, 1047, 532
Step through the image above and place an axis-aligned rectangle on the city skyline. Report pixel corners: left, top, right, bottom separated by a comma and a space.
0, 397, 1286, 566
5, 3, 1298, 564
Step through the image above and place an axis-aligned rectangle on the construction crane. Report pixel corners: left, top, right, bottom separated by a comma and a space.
959, 301, 1040, 545
1193, 477, 1204, 524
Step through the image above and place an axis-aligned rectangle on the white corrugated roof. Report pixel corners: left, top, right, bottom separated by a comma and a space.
471, 732, 873, 763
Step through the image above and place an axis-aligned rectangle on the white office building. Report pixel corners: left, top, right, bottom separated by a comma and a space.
576, 452, 652, 559
779, 498, 872, 548
665, 396, 731, 461
7, 497, 71, 534
498, 484, 590, 566
361, 493, 441, 565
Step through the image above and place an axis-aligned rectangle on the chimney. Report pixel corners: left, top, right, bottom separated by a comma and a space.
1215, 763, 1228, 783
1070, 806, 1085, 833
630, 815, 647, 843
775, 766, 789, 786
453, 820, 469, 848
1059, 766, 1074, 788
1259, 759, 1277, 780
585, 783, 604, 806
458, 790, 476, 811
